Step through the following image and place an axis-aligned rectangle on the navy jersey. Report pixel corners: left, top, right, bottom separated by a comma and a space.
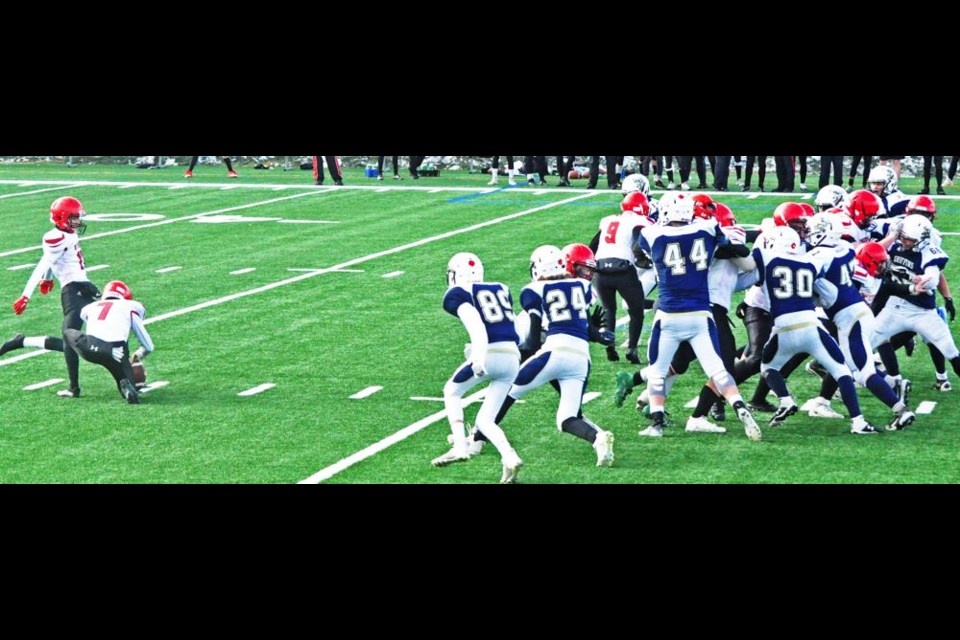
887, 243, 949, 310
807, 245, 862, 318
520, 278, 593, 342
639, 219, 724, 313
443, 282, 519, 344
878, 190, 909, 218
752, 247, 827, 319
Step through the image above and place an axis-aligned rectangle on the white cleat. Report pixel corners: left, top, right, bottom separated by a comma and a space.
807, 397, 844, 419
432, 448, 470, 467
685, 416, 727, 434
886, 410, 916, 431
851, 422, 881, 434
737, 407, 763, 441
593, 430, 615, 467
448, 428, 485, 456
934, 379, 952, 392
638, 424, 664, 438
500, 456, 523, 484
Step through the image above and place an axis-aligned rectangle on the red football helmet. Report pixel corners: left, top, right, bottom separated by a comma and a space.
50, 196, 87, 235
847, 189, 882, 229
621, 192, 650, 216
103, 280, 133, 301
691, 193, 716, 220
906, 195, 937, 221
562, 243, 597, 279
798, 202, 815, 217
714, 203, 736, 227
773, 202, 810, 239
855, 242, 889, 277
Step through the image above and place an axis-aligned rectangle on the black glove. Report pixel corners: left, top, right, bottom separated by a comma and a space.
946, 297, 956, 322
735, 301, 748, 320
590, 305, 605, 330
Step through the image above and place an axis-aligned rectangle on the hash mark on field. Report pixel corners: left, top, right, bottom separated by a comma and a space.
86, 264, 110, 272
916, 401, 937, 415
382, 271, 404, 278
582, 391, 602, 404
684, 397, 699, 409
410, 396, 445, 401
230, 268, 256, 275
276, 219, 340, 224
156, 266, 182, 273
300, 390, 487, 484
350, 386, 383, 399
140, 380, 169, 393
238, 383, 276, 397
118, 184, 138, 189
7, 264, 34, 271
23, 378, 64, 391
747, 193, 761, 200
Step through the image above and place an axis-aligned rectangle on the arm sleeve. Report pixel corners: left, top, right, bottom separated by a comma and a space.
131, 313, 155, 354
457, 303, 488, 363
527, 311, 543, 353
735, 269, 760, 291
21, 255, 56, 299
745, 229, 762, 244
588, 230, 601, 255
814, 278, 839, 309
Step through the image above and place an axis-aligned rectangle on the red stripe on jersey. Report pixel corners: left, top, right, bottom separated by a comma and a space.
45, 234, 65, 245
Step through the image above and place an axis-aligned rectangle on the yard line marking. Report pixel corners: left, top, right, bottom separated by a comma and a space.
3, 191, 598, 369
916, 401, 937, 415
287, 268, 364, 273
299, 390, 487, 484
350, 386, 383, 399
230, 268, 256, 275
118, 184, 138, 189
276, 219, 339, 224
156, 266, 182, 273
0, 184, 79, 200
220, 185, 240, 191
140, 380, 169, 393
800, 193, 812, 199
238, 383, 276, 397
0, 190, 324, 258
684, 397, 699, 409
85, 264, 110, 272
410, 396, 445, 401
382, 271, 404, 278
582, 391, 602, 404
7, 263, 34, 270
168, 185, 190, 190
23, 378, 64, 391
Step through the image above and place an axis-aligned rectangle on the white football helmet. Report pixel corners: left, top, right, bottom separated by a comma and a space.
447, 252, 484, 287
770, 226, 804, 255
815, 185, 850, 211
658, 192, 695, 225
530, 244, 566, 280
806, 213, 857, 247
621, 173, 651, 197
898, 214, 933, 252
868, 165, 898, 197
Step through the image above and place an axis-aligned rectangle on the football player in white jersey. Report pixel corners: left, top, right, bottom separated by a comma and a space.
493, 244, 617, 467
62, 280, 154, 405
7, 196, 101, 398
435, 252, 524, 483
590, 191, 655, 364
868, 166, 910, 217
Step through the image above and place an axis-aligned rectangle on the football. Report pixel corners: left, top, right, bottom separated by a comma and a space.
132, 361, 147, 386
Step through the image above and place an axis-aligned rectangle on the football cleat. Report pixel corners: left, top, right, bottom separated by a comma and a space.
709, 401, 726, 422
747, 399, 778, 413
638, 424, 664, 438
886, 409, 916, 431
500, 458, 523, 484
613, 371, 634, 407
120, 378, 140, 405
852, 422, 881, 435
685, 416, 726, 434
737, 407, 762, 441
768, 403, 798, 427
432, 448, 470, 467
593, 430, 615, 467
57, 387, 80, 398
934, 379, 952, 392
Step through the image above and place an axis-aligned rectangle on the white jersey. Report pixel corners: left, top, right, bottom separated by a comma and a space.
743, 221, 777, 311
21, 228, 89, 298
80, 298, 155, 352
852, 265, 881, 307
595, 211, 652, 263
708, 257, 740, 310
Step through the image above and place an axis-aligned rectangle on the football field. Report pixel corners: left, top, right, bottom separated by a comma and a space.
2, 163, 959, 483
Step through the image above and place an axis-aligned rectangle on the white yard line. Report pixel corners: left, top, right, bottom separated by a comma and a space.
349, 386, 383, 399
230, 268, 256, 275
298, 390, 487, 484
410, 396, 445, 401
155, 266, 182, 273
7, 263, 34, 270
85, 264, 110, 272
582, 391, 602, 404
0, 184, 80, 200
382, 271, 405, 278
238, 383, 276, 397
140, 380, 169, 393
23, 378, 64, 391
0, 190, 325, 258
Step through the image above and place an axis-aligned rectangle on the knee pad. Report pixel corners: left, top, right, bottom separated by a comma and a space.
710, 370, 734, 391
648, 377, 665, 397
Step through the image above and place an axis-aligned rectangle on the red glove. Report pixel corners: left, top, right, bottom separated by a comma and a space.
13, 295, 29, 315
39, 279, 55, 295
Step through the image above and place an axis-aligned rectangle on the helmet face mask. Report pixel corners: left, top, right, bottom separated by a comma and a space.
621, 173, 651, 197
867, 166, 898, 197
446, 252, 484, 287
815, 185, 850, 211
561, 243, 597, 280
897, 214, 932, 253
50, 196, 87, 235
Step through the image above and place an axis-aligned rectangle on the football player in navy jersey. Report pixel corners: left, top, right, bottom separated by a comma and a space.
436, 252, 524, 483
752, 227, 880, 434
493, 244, 617, 467
806, 215, 915, 430
868, 166, 909, 218
636, 192, 761, 440
871, 215, 960, 396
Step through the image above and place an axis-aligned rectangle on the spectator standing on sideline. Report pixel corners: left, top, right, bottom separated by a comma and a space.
797, 156, 809, 191
848, 155, 873, 191
879, 156, 904, 179
945, 156, 958, 188
555, 156, 575, 187
742, 156, 768, 192
488, 156, 516, 186
713, 155, 732, 191
184, 156, 238, 179
377, 156, 401, 181
409, 155, 425, 179
313, 156, 343, 186
920, 156, 946, 195
819, 156, 844, 189
587, 156, 621, 190
773, 156, 795, 192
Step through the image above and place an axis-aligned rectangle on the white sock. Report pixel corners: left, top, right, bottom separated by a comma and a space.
488, 168, 498, 182
780, 397, 797, 409
885, 374, 901, 388
443, 396, 467, 453
851, 414, 867, 429
25, 336, 46, 349
476, 422, 517, 464
937, 372, 948, 381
